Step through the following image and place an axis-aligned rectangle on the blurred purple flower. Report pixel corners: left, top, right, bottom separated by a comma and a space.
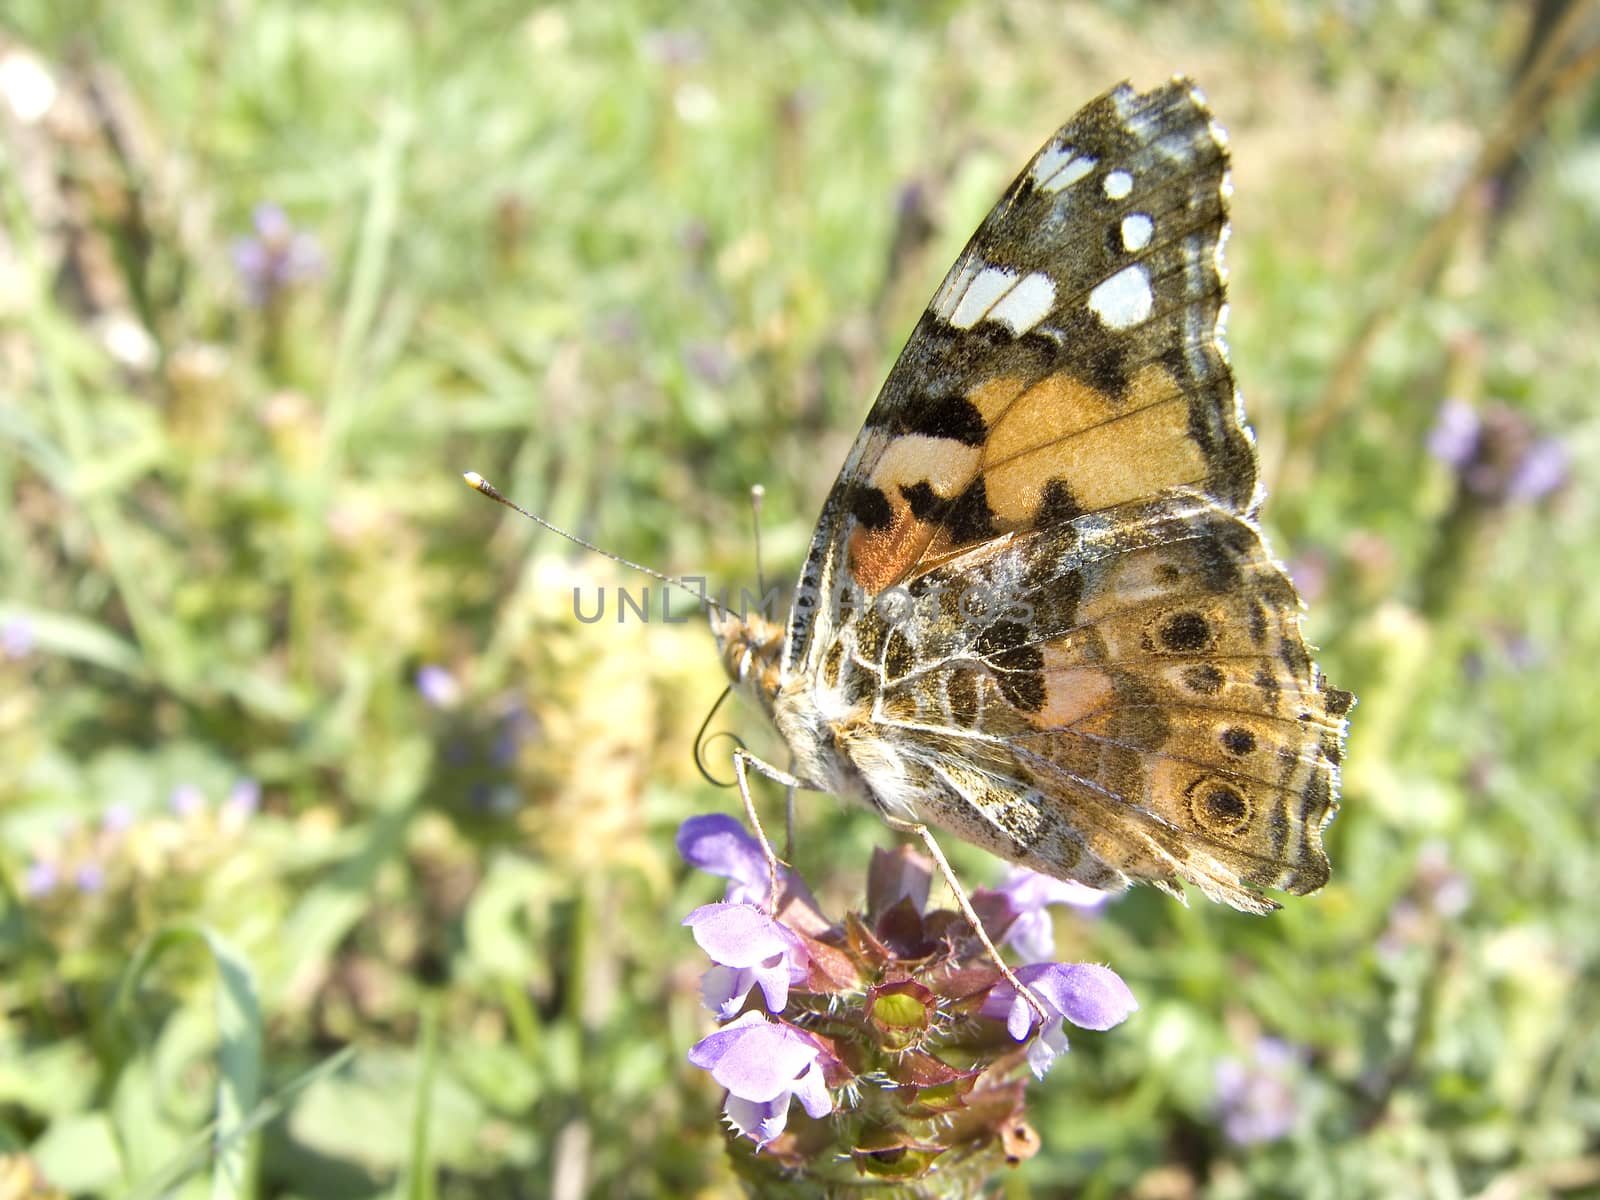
981, 867, 1111, 962
74, 862, 106, 894
22, 859, 58, 899
1426, 398, 1481, 467
415, 664, 462, 709
232, 204, 324, 308
1507, 437, 1567, 501
1427, 399, 1567, 504
1215, 1037, 1305, 1146
685, 341, 734, 387
684, 901, 808, 1019
980, 961, 1138, 1078
223, 778, 261, 826
2, 617, 33, 659
101, 803, 136, 834
676, 813, 788, 906
688, 1010, 832, 1147
170, 784, 206, 817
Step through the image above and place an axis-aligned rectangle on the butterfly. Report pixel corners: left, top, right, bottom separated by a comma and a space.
709, 77, 1352, 920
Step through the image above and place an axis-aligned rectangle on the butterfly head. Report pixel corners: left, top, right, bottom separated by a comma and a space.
710, 607, 786, 716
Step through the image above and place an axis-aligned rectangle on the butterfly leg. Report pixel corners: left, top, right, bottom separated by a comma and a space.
732, 749, 804, 914
783, 758, 798, 865
879, 814, 1050, 1029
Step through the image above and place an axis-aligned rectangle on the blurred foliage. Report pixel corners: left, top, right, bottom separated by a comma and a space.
1, 1, 1598, 1197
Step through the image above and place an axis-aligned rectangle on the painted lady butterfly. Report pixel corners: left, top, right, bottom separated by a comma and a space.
710, 78, 1352, 918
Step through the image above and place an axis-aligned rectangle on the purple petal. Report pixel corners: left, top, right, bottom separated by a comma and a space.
750, 958, 792, 1015
683, 903, 797, 969
700, 1020, 818, 1103
1508, 438, 1567, 500
676, 814, 771, 902
999, 868, 1110, 911
1025, 1020, 1070, 1078
687, 1010, 766, 1070
723, 1093, 790, 1146
790, 1060, 832, 1118
1005, 994, 1034, 1041
1005, 910, 1055, 962
1024, 962, 1138, 1031
699, 964, 754, 1019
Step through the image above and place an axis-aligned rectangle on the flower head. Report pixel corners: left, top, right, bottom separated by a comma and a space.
683, 902, 808, 1019
688, 1011, 832, 1147
1214, 1037, 1305, 1146
22, 859, 58, 899
415, 664, 462, 710
677, 821, 1136, 1182
1428, 399, 1567, 505
981, 961, 1139, 1078
170, 784, 206, 817
232, 204, 324, 308
2, 617, 33, 660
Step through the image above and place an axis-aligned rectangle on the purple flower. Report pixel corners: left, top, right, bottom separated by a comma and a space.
676, 813, 787, 906
23, 859, 58, 898
1427, 400, 1568, 505
981, 962, 1138, 1078
228, 777, 261, 814
983, 868, 1111, 962
2, 617, 33, 660
170, 784, 206, 817
415, 664, 462, 709
232, 204, 324, 308
101, 803, 136, 834
688, 1011, 832, 1146
683, 902, 808, 1019
1507, 437, 1567, 501
1426, 398, 1480, 467
1215, 1037, 1305, 1146
223, 778, 261, 828
74, 862, 106, 894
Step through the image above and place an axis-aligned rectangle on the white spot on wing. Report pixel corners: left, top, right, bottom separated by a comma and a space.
1104, 170, 1133, 200
931, 261, 1056, 336
950, 265, 1021, 329
1121, 213, 1153, 252
1088, 265, 1153, 330
987, 271, 1056, 334
1030, 143, 1097, 194
930, 257, 981, 322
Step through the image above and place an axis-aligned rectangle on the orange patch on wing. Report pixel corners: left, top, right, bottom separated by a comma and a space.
848, 503, 927, 594
848, 434, 983, 593
1027, 662, 1117, 729
967, 375, 1028, 424
981, 364, 1202, 524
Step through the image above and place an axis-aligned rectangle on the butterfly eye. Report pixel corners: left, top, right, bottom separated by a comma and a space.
738, 648, 754, 681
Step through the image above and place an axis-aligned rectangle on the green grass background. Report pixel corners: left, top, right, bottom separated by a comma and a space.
2, 1, 1598, 1196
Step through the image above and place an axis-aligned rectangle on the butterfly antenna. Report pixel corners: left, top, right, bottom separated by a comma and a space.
463, 472, 724, 615
749, 484, 767, 599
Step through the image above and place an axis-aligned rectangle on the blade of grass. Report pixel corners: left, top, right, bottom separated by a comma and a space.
114, 923, 262, 1200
